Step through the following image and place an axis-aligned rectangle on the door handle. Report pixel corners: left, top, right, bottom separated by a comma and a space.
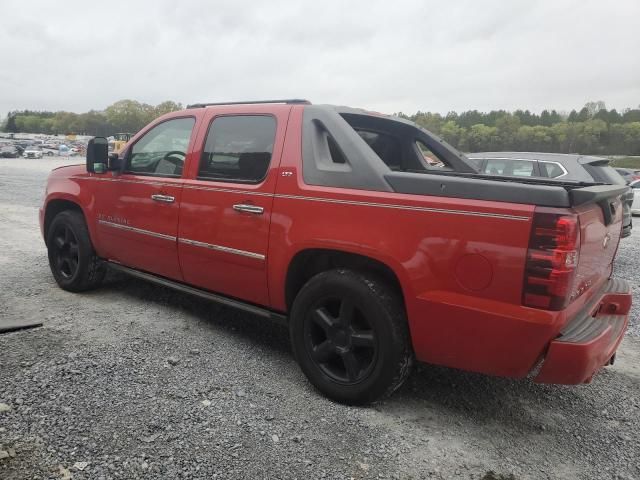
233, 204, 264, 215
151, 194, 175, 203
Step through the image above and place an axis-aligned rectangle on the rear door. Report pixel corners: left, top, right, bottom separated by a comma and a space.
178, 106, 291, 306
94, 116, 197, 280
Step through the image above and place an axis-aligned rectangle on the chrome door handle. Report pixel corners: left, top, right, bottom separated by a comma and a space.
151, 194, 175, 203
233, 204, 264, 215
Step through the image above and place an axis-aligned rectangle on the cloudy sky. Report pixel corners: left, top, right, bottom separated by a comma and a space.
0, 0, 638, 117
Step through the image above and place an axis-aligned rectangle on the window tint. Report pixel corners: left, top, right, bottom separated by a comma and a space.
484, 159, 535, 177
127, 118, 194, 177
467, 158, 483, 169
540, 161, 565, 178
198, 116, 276, 183
585, 164, 626, 185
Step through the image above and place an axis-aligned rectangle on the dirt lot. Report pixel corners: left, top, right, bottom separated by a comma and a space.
1, 157, 639, 480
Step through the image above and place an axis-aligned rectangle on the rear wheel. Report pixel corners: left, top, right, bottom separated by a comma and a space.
47, 210, 105, 292
290, 269, 413, 405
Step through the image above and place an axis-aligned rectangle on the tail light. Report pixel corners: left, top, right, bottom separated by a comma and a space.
523, 208, 580, 310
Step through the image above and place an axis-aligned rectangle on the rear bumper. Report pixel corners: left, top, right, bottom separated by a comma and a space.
534, 278, 632, 384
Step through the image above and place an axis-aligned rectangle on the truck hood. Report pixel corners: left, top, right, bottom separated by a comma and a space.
49, 163, 85, 176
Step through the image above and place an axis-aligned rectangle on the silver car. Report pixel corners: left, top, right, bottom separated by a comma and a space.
631, 180, 640, 216
468, 152, 634, 238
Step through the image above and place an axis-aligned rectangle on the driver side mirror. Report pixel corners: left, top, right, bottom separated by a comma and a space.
107, 152, 124, 172
86, 137, 108, 173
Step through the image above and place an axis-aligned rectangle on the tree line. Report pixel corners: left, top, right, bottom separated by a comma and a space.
2, 99, 640, 155
401, 101, 640, 155
1, 100, 183, 137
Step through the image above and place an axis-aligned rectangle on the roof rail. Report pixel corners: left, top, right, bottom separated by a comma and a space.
187, 99, 311, 109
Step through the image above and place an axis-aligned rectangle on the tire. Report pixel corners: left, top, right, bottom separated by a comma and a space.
290, 269, 413, 405
47, 210, 105, 292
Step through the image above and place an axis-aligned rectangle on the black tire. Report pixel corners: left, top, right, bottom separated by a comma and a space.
290, 269, 413, 405
47, 210, 105, 292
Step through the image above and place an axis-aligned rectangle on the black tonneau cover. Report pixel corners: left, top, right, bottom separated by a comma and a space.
384, 170, 627, 210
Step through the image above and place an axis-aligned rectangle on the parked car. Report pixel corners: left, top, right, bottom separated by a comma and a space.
0, 145, 21, 158
40, 100, 631, 404
467, 152, 634, 238
615, 168, 640, 184
23, 146, 44, 159
630, 180, 640, 216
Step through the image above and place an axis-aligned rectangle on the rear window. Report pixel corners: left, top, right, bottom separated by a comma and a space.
584, 163, 626, 185
355, 130, 402, 170
484, 159, 535, 177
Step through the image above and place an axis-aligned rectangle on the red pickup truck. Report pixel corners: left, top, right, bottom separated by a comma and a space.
41, 99, 632, 404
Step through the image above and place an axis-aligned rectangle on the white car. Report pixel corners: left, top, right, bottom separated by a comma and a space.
631, 180, 640, 216
23, 147, 44, 159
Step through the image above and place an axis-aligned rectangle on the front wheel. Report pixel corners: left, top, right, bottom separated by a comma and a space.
47, 210, 105, 292
290, 269, 413, 405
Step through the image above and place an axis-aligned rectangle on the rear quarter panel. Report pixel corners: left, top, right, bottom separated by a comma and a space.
269, 107, 551, 376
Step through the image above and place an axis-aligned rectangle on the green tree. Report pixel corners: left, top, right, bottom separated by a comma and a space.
495, 114, 521, 149
105, 100, 157, 133
465, 124, 499, 151
154, 101, 183, 118
440, 120, 465, 149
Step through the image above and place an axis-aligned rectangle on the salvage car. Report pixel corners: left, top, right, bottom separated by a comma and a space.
23, 146, 44, 159
468, 152, 634, 238
631, 180, 640, 215
0, 145, 20, 158
40, 100, 632, 404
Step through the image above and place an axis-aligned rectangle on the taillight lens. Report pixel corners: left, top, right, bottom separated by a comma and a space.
523, 208, 580, 310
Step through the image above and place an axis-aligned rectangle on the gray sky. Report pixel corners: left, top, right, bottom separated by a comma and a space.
1, 0, 639, 117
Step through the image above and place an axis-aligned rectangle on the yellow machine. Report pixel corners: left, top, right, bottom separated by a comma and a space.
108, 133, 133, 154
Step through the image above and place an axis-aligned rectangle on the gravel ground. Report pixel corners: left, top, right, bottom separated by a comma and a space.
1, 157, 639, 480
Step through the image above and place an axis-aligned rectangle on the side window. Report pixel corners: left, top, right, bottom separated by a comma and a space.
484, 159, 535, 177
198, 115, 276, 183
127, 118, 195, 177
540, 161, 565, 178
416, 141, 445, 168
467, 158, 484, 169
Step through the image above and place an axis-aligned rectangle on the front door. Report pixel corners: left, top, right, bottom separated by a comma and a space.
94, 116, 197, 280
178, 108, 290, 306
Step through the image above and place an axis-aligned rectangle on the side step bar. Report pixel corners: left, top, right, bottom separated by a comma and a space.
107, 262, 288, 326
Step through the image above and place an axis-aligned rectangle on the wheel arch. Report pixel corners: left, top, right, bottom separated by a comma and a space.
43, 198, 84, 240
284, 248, 407, 312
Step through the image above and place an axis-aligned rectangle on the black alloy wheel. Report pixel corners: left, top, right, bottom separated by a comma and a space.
47, 210, 105, 292
305, 297, 378, 384
290, 269, 413, 405
50, 223, 80, 279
